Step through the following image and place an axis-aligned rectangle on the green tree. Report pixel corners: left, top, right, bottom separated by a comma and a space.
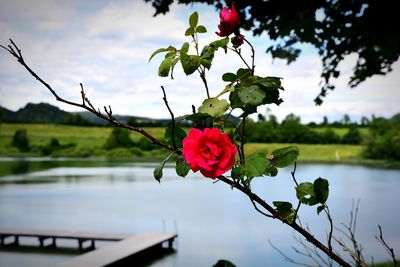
103, 128, 134, 150
146, 0, 399, 103
12, 129, 30, 152
342, 126, 362, 144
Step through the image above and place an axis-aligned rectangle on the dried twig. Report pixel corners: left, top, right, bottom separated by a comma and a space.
376, 225, 398, 267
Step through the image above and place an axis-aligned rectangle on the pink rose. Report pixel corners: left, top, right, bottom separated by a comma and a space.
182, 128, 238, 179
216, 4, 240, 37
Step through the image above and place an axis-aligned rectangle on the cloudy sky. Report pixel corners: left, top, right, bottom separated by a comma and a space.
1, 0, 399, 123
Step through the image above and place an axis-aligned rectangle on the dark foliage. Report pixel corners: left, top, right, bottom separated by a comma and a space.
145, 0, 400, 103
11, 129, 30, 152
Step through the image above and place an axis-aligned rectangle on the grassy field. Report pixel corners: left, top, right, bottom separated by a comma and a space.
312, 127, 370, 137
0, 123, 368, 164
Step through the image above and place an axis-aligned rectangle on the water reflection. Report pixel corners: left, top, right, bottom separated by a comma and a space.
0, 161, 399, 267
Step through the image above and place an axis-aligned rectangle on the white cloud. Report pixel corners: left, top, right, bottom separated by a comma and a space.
0, 0, 399, 123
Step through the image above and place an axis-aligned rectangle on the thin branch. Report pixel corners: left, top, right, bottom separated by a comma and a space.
291, 162, 302, 221
376, 225, 398, 267
161, 86, 177, 150
243, 37, 255, 74
1, 39, 174, 152
269, 239, 316, 267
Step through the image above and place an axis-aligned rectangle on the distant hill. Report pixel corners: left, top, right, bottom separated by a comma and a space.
1, 103, 69, 124
0, 102, 172, 126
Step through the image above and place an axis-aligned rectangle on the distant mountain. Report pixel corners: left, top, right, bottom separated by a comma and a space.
1, 103, 69, 123
0, 102, 172, 126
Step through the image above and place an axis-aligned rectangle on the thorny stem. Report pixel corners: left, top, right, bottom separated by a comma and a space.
218, 176, 351, 267
243, 37, 255, 74
324, 206, 334, 255
161, 86, 177, 150
2, 39, 352, 267
229, 47, 251, 70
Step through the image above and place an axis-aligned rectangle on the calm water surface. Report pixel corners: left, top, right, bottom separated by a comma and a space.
0, 159, 399, 267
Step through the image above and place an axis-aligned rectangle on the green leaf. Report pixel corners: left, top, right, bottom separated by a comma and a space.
185, 27, 195, 36
189, 12, 198, 28
245, 153, 268, 178
222, 72, 237, 82
296, 182, 319, 206
265, 166, 278, 177
184, 112, 212, 123
317, 205, 325, 215
238, 85, 266, 106
269, 146, 299, 168
314, 177, 329, 204
158, 57, 173, 77
236, 68, 252, 80
181, 54, 201, 75
149, 46, 176, 62
164, 126, 187, 148
200, 45, 213, 69
196, 25, 207, 33
170, 57, 180, 79
231, 165, 245, 180
176, 156, 190, 177
273, 201, 295, 222
181, 42, 189, 54
213, 259, 236, 267
198, 98, 229, 117
257, 76, 284, 90
153, 166, 163, 183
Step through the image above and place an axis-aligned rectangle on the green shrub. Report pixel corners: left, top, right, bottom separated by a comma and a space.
103, 128, 134, 149
11, 129, 30, 152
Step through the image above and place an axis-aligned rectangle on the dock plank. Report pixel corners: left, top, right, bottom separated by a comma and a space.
56, 232, 177, 267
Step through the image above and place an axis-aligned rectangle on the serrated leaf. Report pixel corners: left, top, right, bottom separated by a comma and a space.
273, 201, 295, 222
236, 68, 252, 80
158, 57, 173, 77
222, 72, 237, 82
176, 156, 190, 177
149, 46, 176, 62
245, 153, 268, 178
198, 98, 229, 117
189, 12, 198, 27
181, 54, 201, 75
238, 85, 266, 106
164, 126, 187, 148
200, 45, 213, 69
314, 177, 329, 204
185, 27, 195, 36
296, 182, 318, 206
196, 25, 207, 33
269, 146, 299, 168
257, 76, 284, 90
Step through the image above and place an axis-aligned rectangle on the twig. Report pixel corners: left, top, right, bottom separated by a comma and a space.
269, 239, 316, 267
291, 162, 302, 221
376, 225, 398, 267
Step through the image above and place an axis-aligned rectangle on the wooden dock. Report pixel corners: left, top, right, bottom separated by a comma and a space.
0, 228, 130, 250
57, 232, 177, 267
0, 229, 177, 267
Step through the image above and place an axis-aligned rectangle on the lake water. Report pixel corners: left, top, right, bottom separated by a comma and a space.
0, 159, 399, 266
